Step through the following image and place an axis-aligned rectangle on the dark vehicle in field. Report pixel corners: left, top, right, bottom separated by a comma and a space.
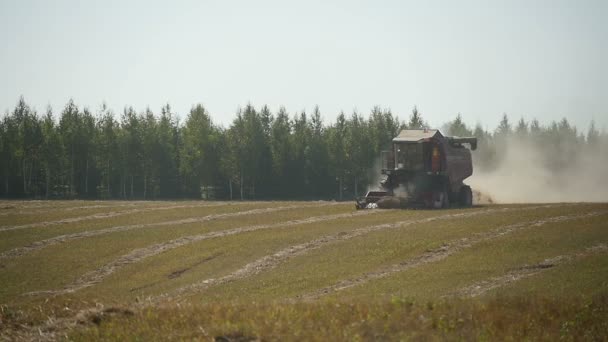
356, 129, 477, 209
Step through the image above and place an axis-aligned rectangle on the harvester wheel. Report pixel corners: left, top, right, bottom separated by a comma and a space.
459, 185, 473, 207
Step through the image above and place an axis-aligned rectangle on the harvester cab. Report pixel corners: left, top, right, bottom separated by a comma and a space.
356, 129, 477, 209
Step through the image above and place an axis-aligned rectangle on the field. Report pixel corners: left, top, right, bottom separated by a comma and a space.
0, 200, 607, 341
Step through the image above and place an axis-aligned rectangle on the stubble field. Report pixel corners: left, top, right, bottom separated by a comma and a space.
0, 200, 607, 341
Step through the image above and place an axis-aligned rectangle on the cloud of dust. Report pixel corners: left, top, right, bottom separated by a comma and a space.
367, 156, 385, 193
468, 137, 608, 203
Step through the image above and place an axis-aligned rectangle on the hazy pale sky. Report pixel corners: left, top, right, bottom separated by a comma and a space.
1, 0, 607, 131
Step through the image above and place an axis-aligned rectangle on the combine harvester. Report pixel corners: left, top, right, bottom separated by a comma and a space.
356, 129, 477, 209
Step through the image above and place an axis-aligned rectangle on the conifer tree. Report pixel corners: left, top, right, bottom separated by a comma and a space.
407, 106, 425, 129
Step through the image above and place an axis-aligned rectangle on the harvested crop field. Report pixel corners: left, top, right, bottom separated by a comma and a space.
1, 200, 607, 341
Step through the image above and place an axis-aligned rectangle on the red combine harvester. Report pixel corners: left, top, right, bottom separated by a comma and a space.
356, 129, 477, 209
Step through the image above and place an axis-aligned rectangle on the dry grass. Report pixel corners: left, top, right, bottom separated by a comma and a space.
64, 295, 608, 341
0, 200, 606, 341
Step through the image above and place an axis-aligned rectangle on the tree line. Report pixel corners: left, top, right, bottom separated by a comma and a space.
1, 97, 606, 200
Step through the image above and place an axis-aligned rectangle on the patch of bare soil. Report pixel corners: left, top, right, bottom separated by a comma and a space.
169, 205, 562, 299
448, 243, 608, 297
0, 202, 236, 232
214, 333, 260, 342
168, 253, 224, 279
21, 208, 370, 296
297, 211, 607, 300
0, 305, 135, 341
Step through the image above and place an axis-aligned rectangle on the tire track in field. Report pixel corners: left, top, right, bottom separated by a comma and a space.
0, 200, 144, 209
26, 209, 375, 295
447, 243, 608, 298
0, 200, 124, 211
0, 202, 240, 232
298, 211, 608, 300
0, 202, 235, 231
4, 204, 327, 262
169, 205, 562, 298
0, 200, 49, 210
0, 201, 161, 217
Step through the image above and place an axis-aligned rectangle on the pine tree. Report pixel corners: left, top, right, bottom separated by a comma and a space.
95, 103, 118, 198
269, 107, 291, 197
291, 111, 310, 196
407, 106, 425, 129
59, 99, 80, 196
345, 111, 372, 198
515, 117, 528, 138
157, 104, 180, 198
328, 112, 347, 200
447, 113, 472, 137
496, 113, 512, 136
81, 108, 96, 196
180, 104, 218, 198
119, 106, 143, 198
227, 111, 247, 200
306, 106, 330, 197
41, 106, 61, 198
141, 108, 158, 199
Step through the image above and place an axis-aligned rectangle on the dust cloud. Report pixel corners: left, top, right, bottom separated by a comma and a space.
366, 156, 386, 193
468, 137, 608, 203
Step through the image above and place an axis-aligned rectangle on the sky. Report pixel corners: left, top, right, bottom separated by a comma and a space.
1, 0, 607, 132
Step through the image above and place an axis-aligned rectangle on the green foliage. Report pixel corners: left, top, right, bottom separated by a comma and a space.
94, 103, 118, 198
446, 113, 472, 137
40, 106, 62, 198
407, 106, 425, 129
180, 104, 220, 197
0, 97, 605, 199
156, 104, 180, 198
